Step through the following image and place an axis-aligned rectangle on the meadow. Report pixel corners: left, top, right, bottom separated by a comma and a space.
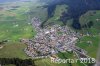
0, 2, 36, 41
0, 2, 35, 59
77, 10, 100, 58
0, 42, 28, 59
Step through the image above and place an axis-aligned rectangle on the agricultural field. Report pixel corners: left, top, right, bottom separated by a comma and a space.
0, 1, 36, 59
0, 42, 28, 59
0, 2, 36, 41
77, 35, 100, 58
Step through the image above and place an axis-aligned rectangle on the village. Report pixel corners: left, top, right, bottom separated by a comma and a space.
21, 17, 88, 59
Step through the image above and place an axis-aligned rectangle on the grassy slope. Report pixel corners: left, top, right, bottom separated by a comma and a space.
0, 42, 29, 59
77, 10, 100, 58
46, 5, 68, 25
80, 10, 100, 34
76, 35, 99, 58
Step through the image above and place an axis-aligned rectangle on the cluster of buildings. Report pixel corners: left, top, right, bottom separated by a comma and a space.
21, 17, 80, 58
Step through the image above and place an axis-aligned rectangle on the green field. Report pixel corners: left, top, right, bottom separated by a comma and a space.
77, 10, 100, 58
76, 35, 100, 58
0, 1, 35, 59
0, 2, 36, 41
45, 5, 68, 25
34, 52, 85, 66
0, 42, 29, 59
79, 10, 100, 34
